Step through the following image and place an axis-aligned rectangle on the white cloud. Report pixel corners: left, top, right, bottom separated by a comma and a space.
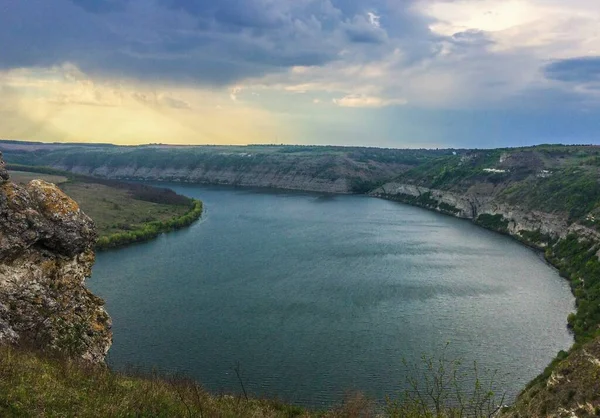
333, 94, 406, 108
418, 0, 600, 56
241, 0, 600, 111
422, 0, 539, 35
230, 86, 243, 102
367, 12, 381, 28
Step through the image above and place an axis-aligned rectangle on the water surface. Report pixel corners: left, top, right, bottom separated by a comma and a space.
89, 185, 574, 407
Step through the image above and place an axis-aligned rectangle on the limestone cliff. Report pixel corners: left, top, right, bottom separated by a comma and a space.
371, 182, 600, 244
0, 151, 111, 362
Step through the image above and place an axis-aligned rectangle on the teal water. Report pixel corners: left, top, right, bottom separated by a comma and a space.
89, 185, 574, 408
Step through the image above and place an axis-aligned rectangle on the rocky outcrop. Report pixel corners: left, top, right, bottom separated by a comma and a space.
371, 182, 597, 243
0, 151, 111, 362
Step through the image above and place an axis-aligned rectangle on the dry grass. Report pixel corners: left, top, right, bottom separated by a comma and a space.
10, 170, 68, 185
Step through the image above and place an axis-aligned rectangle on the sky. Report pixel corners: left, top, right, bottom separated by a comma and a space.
1, 0, 600, 148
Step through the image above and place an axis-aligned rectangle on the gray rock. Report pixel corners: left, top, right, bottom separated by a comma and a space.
0, 153, 111, 362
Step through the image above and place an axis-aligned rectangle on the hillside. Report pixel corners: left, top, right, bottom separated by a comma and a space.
0, 141, 451, 193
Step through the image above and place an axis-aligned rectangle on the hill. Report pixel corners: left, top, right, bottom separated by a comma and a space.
0, 141, 452, 193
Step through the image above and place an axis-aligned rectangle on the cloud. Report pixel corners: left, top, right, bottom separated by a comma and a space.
0, 64, 285, 145
132, 93, 192, 109
0, 0, 441, 88
230, 86, 243, 102
342, 14, 388, 44
2, 0, 600, 147
367, 12, 381, 28
333, 94, 407, 108
544, 57, 600, 83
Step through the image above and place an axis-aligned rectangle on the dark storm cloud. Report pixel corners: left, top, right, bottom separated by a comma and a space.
0, 0, 441, 85
544, 57, 600, 83
0, 0, 118, 69
342, 15, 388, 44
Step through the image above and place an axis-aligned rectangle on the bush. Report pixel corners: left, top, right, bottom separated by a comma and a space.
476, 214, 509, 233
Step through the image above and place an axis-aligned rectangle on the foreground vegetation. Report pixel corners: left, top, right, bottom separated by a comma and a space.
8, 165, 203, 250
503, 334, 600, 418
0, 346, 306, 418
0, 344, 508, 418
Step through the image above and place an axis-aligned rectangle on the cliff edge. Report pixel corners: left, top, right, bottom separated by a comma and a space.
0, 151, 111, 362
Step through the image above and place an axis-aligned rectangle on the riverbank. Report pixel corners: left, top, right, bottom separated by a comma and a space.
95, 198, 203, 250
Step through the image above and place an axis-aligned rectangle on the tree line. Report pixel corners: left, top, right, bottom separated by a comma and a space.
96, 199, 203, 250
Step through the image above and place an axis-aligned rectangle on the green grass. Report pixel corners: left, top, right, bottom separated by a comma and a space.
0, 346, 312, 418
475, 214, 509, 234
60, 182, 190, 238
0, 345, 510, 418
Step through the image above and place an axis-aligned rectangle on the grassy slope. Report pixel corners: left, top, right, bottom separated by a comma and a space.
0, 346, 312, 418
60, 182, 189, 237
501, 336, 600, 418
9, 170, 68, 185
0, 345, 509, 418
393, 145, 600, 223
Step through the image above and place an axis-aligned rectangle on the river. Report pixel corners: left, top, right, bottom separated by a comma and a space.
89, 185, 574, 408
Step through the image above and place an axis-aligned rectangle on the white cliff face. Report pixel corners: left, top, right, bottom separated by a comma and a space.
0, 152, 112, 363
55, 164, 354, 193
372, 182, 599, 244
375, 183, 481, 218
